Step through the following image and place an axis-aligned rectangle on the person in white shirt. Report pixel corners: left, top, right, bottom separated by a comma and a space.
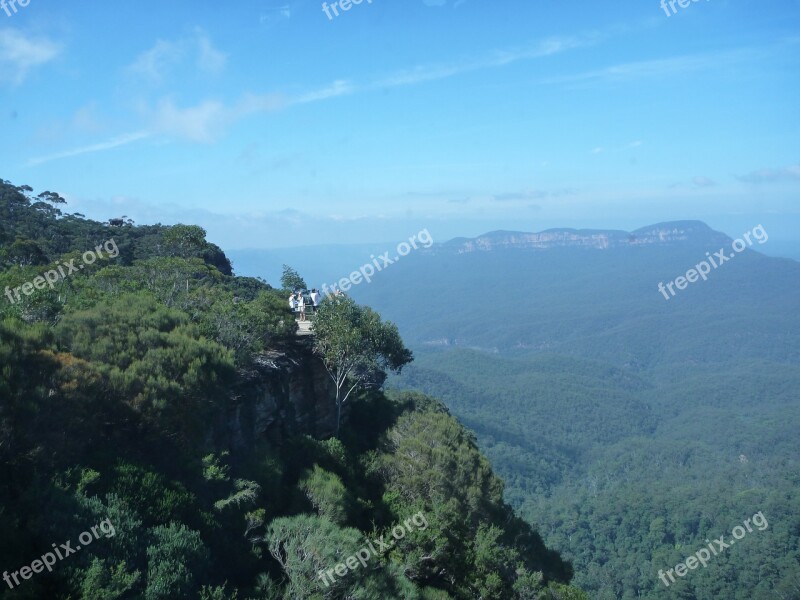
297, 292, 306, 321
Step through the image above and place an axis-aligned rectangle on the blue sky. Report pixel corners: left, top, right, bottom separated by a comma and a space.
1, 0, 799, 250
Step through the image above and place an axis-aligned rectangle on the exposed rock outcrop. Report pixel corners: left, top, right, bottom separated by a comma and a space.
220, 337, 337, 450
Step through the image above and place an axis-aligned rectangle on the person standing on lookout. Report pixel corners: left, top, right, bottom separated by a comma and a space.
297, 292, 306, 322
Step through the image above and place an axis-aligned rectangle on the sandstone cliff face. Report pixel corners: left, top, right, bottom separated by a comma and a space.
221, 338, 337, 450
441, 221, 732, 254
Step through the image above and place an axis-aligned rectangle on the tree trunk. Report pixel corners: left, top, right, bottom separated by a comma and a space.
335, 384, 342, 437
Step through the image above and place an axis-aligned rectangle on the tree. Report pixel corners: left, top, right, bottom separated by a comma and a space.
195, 288, 297, 365
145, 523, 209, 600
162, 224, 208, 259
313, 296, 412, 436
4, 237, 49, 266
79, 558, 141, 600
263, 514, 419, 599
300, 465, 353, 525
54, 292, 235, 445
280, 264, 307, 291
37, 190, 67, 204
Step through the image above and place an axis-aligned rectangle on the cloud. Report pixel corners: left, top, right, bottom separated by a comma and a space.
128, 39, 183, 82
294, 80, 355, 104
491, 189, 576, 202
493, 190, 549, 202
692, 176, 715, 187
27, 91, 287, 162
33, 102, 107, 143
147, 93, 286, 142
133, 33, 590, 142
260, 5, 291, 25
31, 30, 591, 160
127, 29, 227, 82
196, 30, 228, 74
370, 35, 594, 89
539, 49, 753, 87
0, 28, 61, 84
26, 131, 152, 166
591, 141, 643, 154
150, 99, 227, 143
736, 163, 800, 184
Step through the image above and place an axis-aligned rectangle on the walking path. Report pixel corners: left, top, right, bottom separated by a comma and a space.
296, 319, 314, 336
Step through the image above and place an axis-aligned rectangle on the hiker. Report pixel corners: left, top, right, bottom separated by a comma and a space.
310, 288, 320, 312
289, 293, 296, 314
297, 292, 306, 321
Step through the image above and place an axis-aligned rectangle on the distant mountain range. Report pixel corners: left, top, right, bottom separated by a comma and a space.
345, 220, 796, 361
228, 220, 798, 288
439, 221, 732, 253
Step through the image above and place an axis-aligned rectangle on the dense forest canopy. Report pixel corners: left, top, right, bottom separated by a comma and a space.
362, 237, 800, 599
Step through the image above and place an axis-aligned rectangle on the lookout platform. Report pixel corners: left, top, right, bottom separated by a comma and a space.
296, 319, 314, 336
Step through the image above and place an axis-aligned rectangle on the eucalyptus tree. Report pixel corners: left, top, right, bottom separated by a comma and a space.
313, 296, 412, 436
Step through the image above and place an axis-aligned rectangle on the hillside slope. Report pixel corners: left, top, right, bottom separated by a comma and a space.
0, 179, 586, 600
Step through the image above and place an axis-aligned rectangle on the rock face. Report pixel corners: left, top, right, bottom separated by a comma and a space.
440, 220, 732, 254
220, 337, 337, 450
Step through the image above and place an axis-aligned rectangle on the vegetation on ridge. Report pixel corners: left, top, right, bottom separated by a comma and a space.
0, 179, 586, 599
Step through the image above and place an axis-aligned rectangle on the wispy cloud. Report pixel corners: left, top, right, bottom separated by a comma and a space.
127, 29, 227, 83
196, 29, 227, 74
294, 80, 355, 104
539, 48, 761, 87
145, 93, 286, 143
150, 99, 227, 143
128, 39, 183, 83
0, 28, 61, 84
370, 35, 595, 89
491, 188, 577, 202
692, 176, 716, 187
28, 92, 288, 161
737, 163, 800, 184
27, 131, 152, 166
260, 5, 291, 25
284, 34, 595, 107
29, 31, 591, 160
